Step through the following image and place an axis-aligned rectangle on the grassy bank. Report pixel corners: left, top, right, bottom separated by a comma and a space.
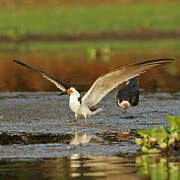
0, 3, 179, 37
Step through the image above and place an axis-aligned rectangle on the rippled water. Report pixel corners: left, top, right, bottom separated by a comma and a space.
0, 91, 180, 179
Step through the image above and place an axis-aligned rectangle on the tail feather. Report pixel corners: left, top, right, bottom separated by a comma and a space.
128, 77, 138, 88
91, 107, 103, 115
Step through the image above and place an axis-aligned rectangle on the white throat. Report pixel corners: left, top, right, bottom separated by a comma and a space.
118, 100, 131, 108
69, 88, 81, 113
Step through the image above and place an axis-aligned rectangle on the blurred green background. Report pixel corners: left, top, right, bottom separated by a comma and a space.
0, 0, 179, 92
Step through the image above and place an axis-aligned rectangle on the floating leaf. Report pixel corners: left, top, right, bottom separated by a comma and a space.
143, 142, 151, 149
142, 146, 161, 154
135, 138, 143, 146
136, 117, 180, 153
167, 116, 180, 132
150, 126, 168, 149
141, 146, 150, 153
151, 126, 168, 141
149, 137, 157, 144
171, 128, 180, 141
159, 142, 167, 150
137, 129, 151, 138
168, 137, 175, 146
148, 148, 161, 154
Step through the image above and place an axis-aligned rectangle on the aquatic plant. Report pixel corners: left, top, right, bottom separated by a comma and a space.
136, 116, 180, 153
87, 46, 111, 63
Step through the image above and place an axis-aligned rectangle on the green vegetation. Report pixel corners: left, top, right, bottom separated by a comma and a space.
136, 116, 180, 153
0, 3, 179, 37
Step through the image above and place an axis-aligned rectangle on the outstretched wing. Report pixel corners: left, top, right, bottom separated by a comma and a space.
82, 58, 173, 107
13, 60, 70, 91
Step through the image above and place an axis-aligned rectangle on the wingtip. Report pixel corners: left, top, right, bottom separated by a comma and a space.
13, 60, 21, 64
157, 58, 175, 64
159, 58, 174, 62
129, 58, 174, 68
147, 58, 175, 63
154, 58, 174, 62
13, 60, 27, 67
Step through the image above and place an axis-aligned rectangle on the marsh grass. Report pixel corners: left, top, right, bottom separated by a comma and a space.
0, 3, 179, 36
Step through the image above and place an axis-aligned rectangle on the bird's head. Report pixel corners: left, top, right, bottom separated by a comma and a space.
119, 100, 130, 109
67, 87, 80, 96
58, 87, 80, 96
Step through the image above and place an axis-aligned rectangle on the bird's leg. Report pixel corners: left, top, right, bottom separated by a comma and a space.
70, 119, 77, 122
83, 119, 88, 126
120, 108, 123, 114
120, 108, 124, 114
132, 107, 136, 116
70, 114, 78, 122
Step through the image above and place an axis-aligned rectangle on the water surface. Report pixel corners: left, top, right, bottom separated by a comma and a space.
0, 91, 180, 179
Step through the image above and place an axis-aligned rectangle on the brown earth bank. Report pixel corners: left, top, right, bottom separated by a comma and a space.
1, 30, 180, 42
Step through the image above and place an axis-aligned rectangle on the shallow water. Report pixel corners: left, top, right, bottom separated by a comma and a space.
0, 91, 180, 179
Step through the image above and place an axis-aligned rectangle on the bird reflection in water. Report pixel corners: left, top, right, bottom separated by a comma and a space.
70, 133, 103, 145
68, 133, 139, 179
68, 153, 140, 179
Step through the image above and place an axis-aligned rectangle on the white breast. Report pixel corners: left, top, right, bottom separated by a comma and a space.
69, 94, 80, 114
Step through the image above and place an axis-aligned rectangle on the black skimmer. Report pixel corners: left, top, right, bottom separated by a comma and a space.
13, 59, 173, 125
117, 77, 139, 114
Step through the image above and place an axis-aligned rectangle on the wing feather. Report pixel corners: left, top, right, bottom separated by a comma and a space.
82, 58, 173, 107
13, 60, 69, 91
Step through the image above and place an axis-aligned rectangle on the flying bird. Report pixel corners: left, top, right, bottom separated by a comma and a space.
117, 77, 139, 114
13, 59, 173, 125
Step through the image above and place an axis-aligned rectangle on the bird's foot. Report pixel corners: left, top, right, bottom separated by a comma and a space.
120, 108, 126, 114
70, 118, 77, 123
132, 108, 136, 116
83, 119, 88, 126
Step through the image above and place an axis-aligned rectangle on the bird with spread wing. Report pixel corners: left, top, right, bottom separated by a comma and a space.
13, 58, 173, 125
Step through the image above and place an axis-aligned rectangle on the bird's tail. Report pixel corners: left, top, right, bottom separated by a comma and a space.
91, 107, 103, 115
127, 77, 138, 88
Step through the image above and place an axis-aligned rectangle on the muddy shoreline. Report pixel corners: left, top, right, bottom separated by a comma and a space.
0, 91, 179, 179
1, 30, 180, 42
